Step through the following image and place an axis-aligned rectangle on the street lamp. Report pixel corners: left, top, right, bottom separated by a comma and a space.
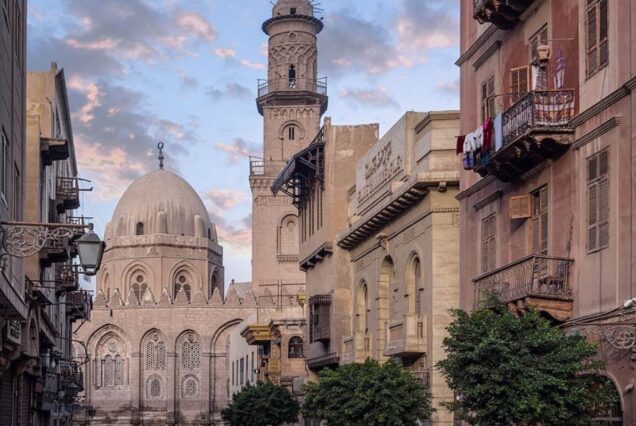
76, 226, 105, 276
0, 221, 105, 274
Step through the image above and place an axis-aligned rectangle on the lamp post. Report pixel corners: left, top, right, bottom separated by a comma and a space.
0, 221, 105, 274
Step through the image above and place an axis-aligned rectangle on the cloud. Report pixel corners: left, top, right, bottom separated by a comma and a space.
205, 189, 248, 210
396, 0, 459, 54
339, 87, 399, 108
239, 59, 265, 70
319, 13, 409, 76
208, 210, 252, 250
206, 82, 252, 102
436, 79, 460, 95
214, 47, 237, 58
176, 11, 217, 43
67, 78, 193, 200
215, 138, 260, 164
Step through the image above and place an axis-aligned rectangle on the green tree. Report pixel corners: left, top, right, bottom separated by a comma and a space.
437, 298, 613, 426
303, 359, 433, 426
221, 382, 300, 426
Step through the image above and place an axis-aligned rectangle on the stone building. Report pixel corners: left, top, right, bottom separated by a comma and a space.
0, 0, 31, 423
273, 111, 461, 424
25, 64, 89, 425
458, 0, 635, 423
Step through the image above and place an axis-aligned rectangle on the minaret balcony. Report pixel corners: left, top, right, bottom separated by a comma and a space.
474, 90, 576, 182
256, 77, 328, 115
473, 0, 533, 29
473, 255, 574, 322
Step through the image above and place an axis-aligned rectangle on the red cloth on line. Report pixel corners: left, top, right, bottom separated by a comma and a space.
456, 135, 465, 154
483, 119, 494, 152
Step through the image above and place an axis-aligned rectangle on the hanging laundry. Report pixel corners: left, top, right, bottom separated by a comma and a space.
494, 113, 503, 152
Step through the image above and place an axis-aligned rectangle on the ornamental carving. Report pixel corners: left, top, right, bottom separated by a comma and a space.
356, 140, 404, 204
2, 225, 75, 258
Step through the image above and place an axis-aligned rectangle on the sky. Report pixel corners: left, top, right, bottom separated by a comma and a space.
27, 0, 460, 286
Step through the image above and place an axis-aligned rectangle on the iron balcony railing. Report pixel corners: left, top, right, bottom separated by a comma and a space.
67, 290, 92, 321
502, 90, 575, 147
249, 159, 289, 177
473, 255, 574, 306
257, 77, 328, 98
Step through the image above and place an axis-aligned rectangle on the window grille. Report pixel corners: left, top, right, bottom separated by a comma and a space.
183, 377, 199, 398
149, 378, 161, 399
115, 356, 124, 386
182, 334, 201, 370
103, 356, 114, 387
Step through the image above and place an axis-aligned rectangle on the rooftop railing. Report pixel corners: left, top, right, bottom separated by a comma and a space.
257, 77, 328, 98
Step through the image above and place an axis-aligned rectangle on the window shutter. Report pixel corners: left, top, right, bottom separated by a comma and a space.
599, 0, 608, 66
598, 178, 609, 247
509, 195, 532, 219
587, 5, 598, 74
532, 216, 540, 254
588, 182, 598, 251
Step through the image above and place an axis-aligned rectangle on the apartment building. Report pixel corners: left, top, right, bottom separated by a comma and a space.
458, 0, 635, 422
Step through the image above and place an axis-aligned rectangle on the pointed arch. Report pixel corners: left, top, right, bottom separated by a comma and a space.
141, 329, 168, 372
88, 324, 131, 390
121, 261, 153, 301
169, 260, 202, 303
405, 250, 424, 316
176, 330, 201, 371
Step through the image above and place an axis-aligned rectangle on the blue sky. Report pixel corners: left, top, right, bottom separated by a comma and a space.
27, 0, 460, 286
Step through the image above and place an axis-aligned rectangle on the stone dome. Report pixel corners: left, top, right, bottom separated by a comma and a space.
110, 169, 216, 240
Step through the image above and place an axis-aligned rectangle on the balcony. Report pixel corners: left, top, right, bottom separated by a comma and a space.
249, 159, 289, 178
26, 278, 54, 306
56, 264, 79, 294
66, 290, 92, 322
241, 324, 273, 345
473, 0, 533, 30
475, 90, 575, 182
474, 255, 574, 321
256, 77, 328, 115
309, 295, 331, 343
39, 236, 69, 267
341, 333, 371, 364
40, 137, 70, 166
384, 314, 427, 358
56, 177, 81, 213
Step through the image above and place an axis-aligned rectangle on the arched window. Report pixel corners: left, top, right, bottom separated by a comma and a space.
135, 222, 144, 235
407, 256, 422, 315
590, 376, 623, 424
288, 125, 296, 141
131, 273, 148, 302
211, 270, 220, 298
115, 355, 125, 385
181, 333, 201, 370
279, 215, 299, 255
148, 377, 162, 399
103, 355, 114, 387
288, 336, 303, 359
98, 336, 126, 389
183, 376, 199, 399
357, 282, 369, 334
414, 258, 422, 315
145, 332, 166, 371
288, 65, 296, 87
174, 272, 192, 302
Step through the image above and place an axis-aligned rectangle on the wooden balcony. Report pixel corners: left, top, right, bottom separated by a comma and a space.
341, 333, 371, 364
56, 264, 79, 294
40, 137, 70, 166
473, 0, 533, 29
309, 294, 331, 343
475, 90, 575, 182
384, 314, 427, 358
39, 236, 69, 267
66, 290, 92, 322
473, 255, 574, 321
241, 324, 273, 345
56, 177, 81, 213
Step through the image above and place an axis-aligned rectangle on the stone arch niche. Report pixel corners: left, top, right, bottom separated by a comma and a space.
140, 329, 168, 409
356, 280, 369, 335
176, 330, 203, 414
87, 325, 132, 413
121, 261, 153, 305
210, 268, 222, 299
209, 319, 242, 421
377, 257, 394, 359
278, 214, 299, 257
406, 252, 423, 316
170, 261, 201, 304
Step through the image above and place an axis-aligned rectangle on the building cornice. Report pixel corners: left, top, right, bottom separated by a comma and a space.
473, 41, 501, 70
414, 111, 460, 134
473, 190, 503, 211
570, 76, 636, 127
455, 25, 497, 67
456, 176, 496, 201
574, 117, 621, 150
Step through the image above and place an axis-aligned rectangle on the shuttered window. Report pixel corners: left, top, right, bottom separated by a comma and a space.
509, 195, 532, 219
530, 26, 548, 65
531, 186, 549, 256
481, 214, 497, 273
510, 66, 529, 104
587, 149, 609, 252
586, 0, 609, 78
481, 76, 495, 122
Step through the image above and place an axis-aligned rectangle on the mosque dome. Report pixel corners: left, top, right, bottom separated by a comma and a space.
110, 169, 217, 241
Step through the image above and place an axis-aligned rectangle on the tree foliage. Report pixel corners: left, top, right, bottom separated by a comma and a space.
438, 299, 614, 426
303, 359, 433, 426
221, 382, 300, 426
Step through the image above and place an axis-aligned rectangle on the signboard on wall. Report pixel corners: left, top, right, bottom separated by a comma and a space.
355, 138, 404, 206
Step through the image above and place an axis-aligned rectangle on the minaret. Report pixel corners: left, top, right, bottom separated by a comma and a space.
250, 0, 327, 294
